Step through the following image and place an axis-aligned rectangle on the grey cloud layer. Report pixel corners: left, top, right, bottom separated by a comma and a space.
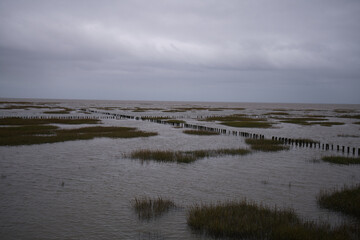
0, 0, 359, 103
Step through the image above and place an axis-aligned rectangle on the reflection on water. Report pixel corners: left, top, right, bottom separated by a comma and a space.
0, 100, 359, 239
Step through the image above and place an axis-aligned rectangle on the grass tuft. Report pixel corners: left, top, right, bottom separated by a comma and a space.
183, 130, 219, 136
203, 114, 273, 128
0, 117, 100, 125
0, 125, 157, 146
245, 139, 289, 152
321, 156, 360, 165
187, 200, 360, 240
132, 196, 175, 220
129, 148, 250, 163
318, 185, 360, 219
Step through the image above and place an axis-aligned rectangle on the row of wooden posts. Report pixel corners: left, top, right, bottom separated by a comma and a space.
91, 110, 359, 156
2, 110, 359, 156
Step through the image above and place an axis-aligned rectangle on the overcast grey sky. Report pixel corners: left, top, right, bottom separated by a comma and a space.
0, 0, 359, 103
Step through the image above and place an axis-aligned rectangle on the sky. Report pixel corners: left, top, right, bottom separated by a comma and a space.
0, 0, 359, 104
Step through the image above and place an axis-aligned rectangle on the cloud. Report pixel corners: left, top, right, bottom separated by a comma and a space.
0, 0, 359, 103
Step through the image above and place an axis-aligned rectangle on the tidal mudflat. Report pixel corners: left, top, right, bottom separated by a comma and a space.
0, 99, 359, 239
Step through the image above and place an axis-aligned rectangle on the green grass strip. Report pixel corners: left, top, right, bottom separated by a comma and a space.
318, 185, 360, 219
245, 139, 289, 152
0, 117, 100, 125
187, 200, 359, 240
322, 156, 360, 165
0, 126, 157, 146
129, 148, 250, 163
132, 196, 175, 220
183, 130, 219, 136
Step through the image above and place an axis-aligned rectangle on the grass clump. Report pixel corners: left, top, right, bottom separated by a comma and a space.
318, 185, 360, 219
338, 114, 360, 119
204, 114, 273, 129
187, 200, 359, 240
319, 122, 344, 127
264, 112, 290, 116
321, 156, 360, 165
183, 130, 219, 136
222, 121, 273, 128
334, 109, 357, 113
132, 196, 175, 220
43, 108, 72, 114
0, 126, 157, 146
0, 117, 100, 125
292, 138, 319, 144
279, 117, 328, 125
245, 139, 289, 152
129, 148, 250, 163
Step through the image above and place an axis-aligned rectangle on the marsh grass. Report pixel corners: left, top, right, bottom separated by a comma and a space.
245, 139, 289, 152
187, 200, 359, 240
132, 107, 163, 112
321, 156, 360, 165
276, 117, 345, 126
334, 109, 357, 113
337, 134, 360, 138
141, 116, 170, 120
318, 185, 360, 219
183, 130, 219, 136
203, 114, 260, 122
264, 112, 290, 116
0, 105, 51, 110
132, 197, 175, 220
338, 114, 360, 119
222, 121, 273, 128
319, 122, 344, 127
291, 138, 319, 144
0, 117, 100, 125
0, 126, 157, 146
279, 117, 328, 125
162, 109, 187, 113
129, 148, 250, 163
204, 114, 273, 128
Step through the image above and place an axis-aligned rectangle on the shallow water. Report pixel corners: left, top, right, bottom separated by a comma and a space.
0, 99, 359, 239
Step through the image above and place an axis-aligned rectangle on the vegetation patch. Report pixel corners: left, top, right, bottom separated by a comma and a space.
132, 107, 163, 112
0, 126, 157, 146
321, 156, 360, 165
339, 114, 360, 120
129, 148, 250, 163
334, 109, 357, 113
318, 185, 360, 219
291, 138, 319, 144
319, 122, 344, 127
187, 200, 359, 240
183, 130, 219, 136
162, 109, 187, 113
263, 112, 290, 116
141, 116, 170, 120
338, 134, 359, 138
0, 117, 100, 125
278, 117, 328, 125
132, 196, 175, 220
245, 139, 289, 152
203, 114, 273, 129
222, 121, 273, 128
